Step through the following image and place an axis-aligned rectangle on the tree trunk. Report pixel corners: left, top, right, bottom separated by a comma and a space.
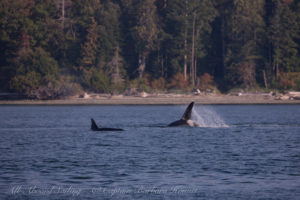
158, 47, 164, 77
114, 45, 120, 83
194, 57, 197, 86
221, 15, 225, 78
191, 13, 196, 86
62, 0, 65, 29
184, 40, 187, 81
263, 70, 268, 89
161, 55, 164, 77
183, 0, 188, 81
138, 53, 146, 78
276, 63, 279, 80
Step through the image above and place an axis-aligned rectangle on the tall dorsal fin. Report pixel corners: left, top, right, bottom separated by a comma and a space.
181, 102, 194, 120
91, 118, 99, 130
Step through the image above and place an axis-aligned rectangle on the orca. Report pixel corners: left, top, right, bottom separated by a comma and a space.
91, 118, 124, 131
168, 102, 199, 127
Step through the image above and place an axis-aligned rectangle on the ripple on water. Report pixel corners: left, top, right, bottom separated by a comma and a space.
0, 105, 300, 200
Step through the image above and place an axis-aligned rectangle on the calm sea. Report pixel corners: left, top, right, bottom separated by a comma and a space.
0, 105, 300, 199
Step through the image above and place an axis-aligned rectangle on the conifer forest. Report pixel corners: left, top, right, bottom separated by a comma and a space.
0, 0, 300, 99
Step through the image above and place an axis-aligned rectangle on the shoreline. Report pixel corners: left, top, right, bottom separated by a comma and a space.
1, 95, 300, 105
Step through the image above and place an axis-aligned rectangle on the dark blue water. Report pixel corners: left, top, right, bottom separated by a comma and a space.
0, 105, 300, 200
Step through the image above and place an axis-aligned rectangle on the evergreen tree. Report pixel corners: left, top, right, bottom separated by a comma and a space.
225, 0, 265, 89
107, 45, 125, 92
80, 18, 99, 70
30, 0, 64, 64
165, 0, 190, 80
97, 1, 122, 66
10, 47, 59, 96
79, 17, 104, 90
96, 1, 126, 92
1, 0, 300, 97
268, 0, 299, 79
69, 0, 101, 62
189, 0, 217, 86
207, 0, 233, 86
131, 0, 159, 78
295, 0, 300, 72
0, 0, 35, 90
165, 0, 216, 84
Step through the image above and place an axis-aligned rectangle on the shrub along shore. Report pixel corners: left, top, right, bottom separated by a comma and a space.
1, 92, 300, 105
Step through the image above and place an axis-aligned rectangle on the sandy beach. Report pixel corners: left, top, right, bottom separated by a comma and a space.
1, 93, 300, 105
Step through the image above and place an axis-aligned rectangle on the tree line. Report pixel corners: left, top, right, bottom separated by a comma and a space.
0, 0, 299, 99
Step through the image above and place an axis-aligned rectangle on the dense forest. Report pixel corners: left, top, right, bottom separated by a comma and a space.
0, 0, 300, 99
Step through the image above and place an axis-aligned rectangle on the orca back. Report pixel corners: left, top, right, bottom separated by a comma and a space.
91, 118, 124, 131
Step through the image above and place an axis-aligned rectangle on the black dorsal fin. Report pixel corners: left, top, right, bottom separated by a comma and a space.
91, 118, 99, 130
181, 102, 194, 120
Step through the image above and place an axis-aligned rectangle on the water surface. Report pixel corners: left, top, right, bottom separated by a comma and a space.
0, 105, 300, 199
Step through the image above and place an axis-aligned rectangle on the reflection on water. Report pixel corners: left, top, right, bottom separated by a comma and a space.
0, 105, 300, 199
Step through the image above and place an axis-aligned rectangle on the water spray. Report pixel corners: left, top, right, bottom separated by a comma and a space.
192, 107, 228, 128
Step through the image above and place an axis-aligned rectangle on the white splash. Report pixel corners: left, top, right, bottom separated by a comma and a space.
192, 107, 229, 128
187, 119, 197, 127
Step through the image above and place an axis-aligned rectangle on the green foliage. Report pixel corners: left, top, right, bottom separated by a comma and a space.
107, 46, 126, 93
10, 47, 59, 95
79, 18, 99, 70
80, 67, 110, 93
225, 0, 265, 88
130, 74, 151, 91
10, 71, 41, 94
268, 0, 299, 74
0, 0, 300, 97
97, 1, 122, 63
89, 71, 110, 93
132, 0, 158, 52
164, 0, 217, 78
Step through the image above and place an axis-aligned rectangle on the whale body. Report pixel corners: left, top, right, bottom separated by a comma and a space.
168, 102, 199, 127
91, 118, 124, 131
